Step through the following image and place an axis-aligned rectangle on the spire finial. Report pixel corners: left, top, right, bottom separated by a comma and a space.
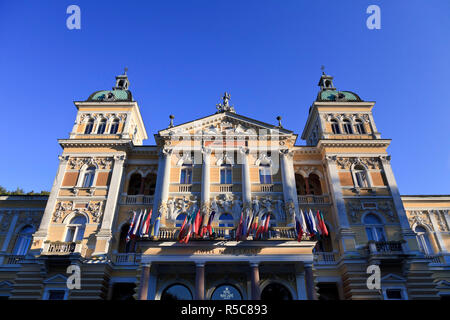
169, 114, 174, 128
321, 65, 325, 75
124, 67, 128, 75
216, 92, 235, 113
276, 116, 283, 128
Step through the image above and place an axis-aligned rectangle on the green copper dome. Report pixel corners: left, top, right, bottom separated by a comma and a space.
317, 90, 362, 102
87, 89, 133, 102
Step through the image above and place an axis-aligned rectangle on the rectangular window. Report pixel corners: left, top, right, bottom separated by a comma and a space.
65, 227, 75, 242
180, 168, 192, 184
220, 168, 232, 184
48, 290, 66, 300
385, 289, 403, 300
365, 227, 375, 241
259, 167, 272, 184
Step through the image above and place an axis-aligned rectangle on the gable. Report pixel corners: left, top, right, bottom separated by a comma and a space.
158, 112, 294, 138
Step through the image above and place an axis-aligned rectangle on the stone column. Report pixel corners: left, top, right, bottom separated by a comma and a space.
240, 147, 252, 204
95, 154, 126, 254
323, 155, 357, 254
429, 210, 448, 253
294, 263, 307, 300
379, 156, 412, 232
1, 211, 19, 252
280, 149, 299, 226
304, 263, 315, 300
138, 264, 151, 300
195, 262, 205, 300
34, 155, 69, 239
250, 262, 261, 300
152, 148, 172, 221
201, 147, 211, 205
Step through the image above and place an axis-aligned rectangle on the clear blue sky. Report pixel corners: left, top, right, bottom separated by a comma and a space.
0, 1, 449, 195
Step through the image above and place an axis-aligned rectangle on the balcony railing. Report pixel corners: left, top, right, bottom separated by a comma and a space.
260, 184, 274, 192
314, 252, 336, 264
1, 254, 26, 265
42, 241, 82, 255
123, 195, 154, 205
113, 253, 138, 265
367, 241, 404, 255
298, 194, 329, 204
178, 184, 192, 193
425, 254, 442, 264
138, 227, 310, 241
219, 185, 233, 193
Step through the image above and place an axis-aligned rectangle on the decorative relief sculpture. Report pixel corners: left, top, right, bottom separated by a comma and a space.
53, 201, 74, 222
408, 211, 433, 231
87, 201, 103, 223
232, 196, 243, 220
68, 157, 113, 170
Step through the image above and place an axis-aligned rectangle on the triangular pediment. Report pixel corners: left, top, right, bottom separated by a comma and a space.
44, 274, 67, 284
158, 112, 294, 138
381, 273, 406, 282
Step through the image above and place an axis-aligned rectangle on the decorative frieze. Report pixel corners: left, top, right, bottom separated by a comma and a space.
68, 157, 113, 170
336, 157, 381, 170
52, 200, 104, 224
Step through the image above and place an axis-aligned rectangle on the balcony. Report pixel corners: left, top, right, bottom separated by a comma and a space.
297, 194, 330, 205
122, 195, 154, 205
0, 254, 26, 265
314, 252, 336, 265
366, 241, 407, 260
260, 184, 274, 192
142, 227, 310, 241
219, 185, 233, 193
42, 241, 83, 255
178, 184, 192, 193
113, 253, 138, 265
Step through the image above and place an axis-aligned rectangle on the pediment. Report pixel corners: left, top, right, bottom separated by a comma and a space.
44, 274, 67, 284
158, 112, 294, 138
381, 273, 406, 282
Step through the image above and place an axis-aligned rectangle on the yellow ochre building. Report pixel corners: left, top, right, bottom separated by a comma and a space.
0, 71, 449, 300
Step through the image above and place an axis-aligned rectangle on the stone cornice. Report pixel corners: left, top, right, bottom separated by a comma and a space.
58, 139, 133, 149
317, 139, 391, 149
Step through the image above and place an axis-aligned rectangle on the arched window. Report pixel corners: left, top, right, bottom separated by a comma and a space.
261, 283, 292, 300
97, 119, 107, 134
84, 118, 94, 134
143, 173, 157, 195
180, 165, 193, 184
295, 174, 307, 195
82, 166, 96, 188
331, 119, 341, 134
259, 164, 272, 184
354, 119, 366, 134
161, 284, 193, 300
218, 213, 234, 227
364, 214, 386, 242
220, 163, 232, 184
211, 284, 243, 300
13, 225, 35, 255
110, 118, 120, 134
342, 119, 353, 134
175, 213, 187, 227
353, 164, 370, 188
415, 225, 434, 255
308, 173, 322, 195
65, 215, 87, 242
128, 173, 142, 195
118, 223, 130, 253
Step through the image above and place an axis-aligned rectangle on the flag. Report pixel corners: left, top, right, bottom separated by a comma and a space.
304, 209, 314, 235
151, 213, 161, 238
132, 210, 144, 238
126, 211, 137, 243
318, 211, 329, 236
236, 211, 244, 241
308, 209, 318, 235
177, 214, 188, 241
143, 209, 153, 235
194, 210, 202, 235
299, 209, 309, 234
263, 213, 271, 233
255, 214, 266, 239
206, 211, 216, 236
139, 209, 151, 237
